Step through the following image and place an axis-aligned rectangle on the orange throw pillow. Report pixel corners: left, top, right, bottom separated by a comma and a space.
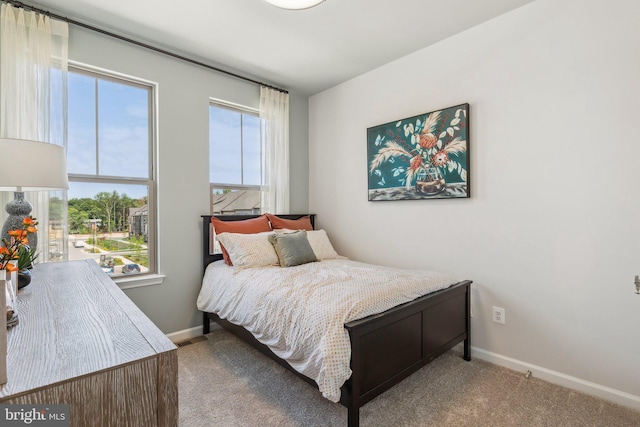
267, 214, 313, 231
211, 215, 272, 265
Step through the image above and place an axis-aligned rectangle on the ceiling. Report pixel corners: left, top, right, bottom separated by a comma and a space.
27, 0, 535, 95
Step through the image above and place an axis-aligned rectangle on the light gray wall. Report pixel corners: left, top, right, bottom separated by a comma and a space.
309, 0, 640, 410
68, 26, 309, 334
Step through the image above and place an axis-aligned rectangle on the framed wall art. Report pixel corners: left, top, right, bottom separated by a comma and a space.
367, 103, 470, 201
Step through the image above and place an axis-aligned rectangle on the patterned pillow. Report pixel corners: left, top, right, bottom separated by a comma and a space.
216, 232, 279, 268
211, 215, 272, 265
306, 229, 339, 260
268, 230, 318, 267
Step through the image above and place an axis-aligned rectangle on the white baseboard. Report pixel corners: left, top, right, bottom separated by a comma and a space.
465, 345, 640, 412
166, 321, 220, 344
166, 326, 202, 343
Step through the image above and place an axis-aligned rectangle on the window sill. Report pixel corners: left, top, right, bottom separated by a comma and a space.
115, 273, 165, 290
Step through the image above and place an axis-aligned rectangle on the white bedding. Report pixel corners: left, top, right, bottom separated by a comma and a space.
196, 258, 457, 402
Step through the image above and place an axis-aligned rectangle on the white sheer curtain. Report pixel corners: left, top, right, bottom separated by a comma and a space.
260, 86, 290, 214
0, 4, 69, 262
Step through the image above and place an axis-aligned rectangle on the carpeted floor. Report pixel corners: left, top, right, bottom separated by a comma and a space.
178, 329, 640, 426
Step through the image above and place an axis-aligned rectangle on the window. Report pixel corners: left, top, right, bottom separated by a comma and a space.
67, 66, 156, 280
209, 101, 264, 215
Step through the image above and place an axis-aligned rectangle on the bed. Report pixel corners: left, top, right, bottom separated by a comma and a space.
200, 214, 472, 427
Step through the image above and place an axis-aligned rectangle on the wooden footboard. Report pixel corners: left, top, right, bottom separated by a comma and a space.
342, 280, 471, 427
203, 279, 471, 427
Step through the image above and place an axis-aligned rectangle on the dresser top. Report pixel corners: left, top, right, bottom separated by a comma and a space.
0, 260, 176, 399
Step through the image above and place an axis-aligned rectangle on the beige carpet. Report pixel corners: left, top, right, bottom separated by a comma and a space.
178, 329, 640, 426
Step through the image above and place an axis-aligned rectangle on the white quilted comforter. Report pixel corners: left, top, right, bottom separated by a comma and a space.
196, 259, 457, 402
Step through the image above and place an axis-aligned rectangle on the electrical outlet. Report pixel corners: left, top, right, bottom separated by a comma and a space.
492, 306, 505, 324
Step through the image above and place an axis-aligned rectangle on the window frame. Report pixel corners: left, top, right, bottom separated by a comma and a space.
209, 98, 265, 214
67, 63, 161, 287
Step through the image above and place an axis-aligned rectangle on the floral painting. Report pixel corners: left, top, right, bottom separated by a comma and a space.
367, 103, 469, 201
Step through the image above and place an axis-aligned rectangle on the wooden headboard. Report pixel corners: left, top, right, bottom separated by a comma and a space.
201, 214, 316, 275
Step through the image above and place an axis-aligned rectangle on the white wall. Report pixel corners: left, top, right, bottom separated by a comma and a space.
309, 0, 640, 409
66, 25, 309, 335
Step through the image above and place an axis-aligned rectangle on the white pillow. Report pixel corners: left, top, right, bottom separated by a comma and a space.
216, 232, 279, 267
306, 230, 339, 260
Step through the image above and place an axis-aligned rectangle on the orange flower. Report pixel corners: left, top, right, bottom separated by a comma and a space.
419, 133, 438, 149
409, 155, 422, 170
1, 215, 38, 270
9, 230, 27, 240
432, 151, 450, 167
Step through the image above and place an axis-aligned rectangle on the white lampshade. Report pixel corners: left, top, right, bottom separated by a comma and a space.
0, 138, 69, 191
263, 0, 325, 10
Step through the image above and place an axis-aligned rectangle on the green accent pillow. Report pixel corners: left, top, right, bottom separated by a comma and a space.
268, 230, 318, 267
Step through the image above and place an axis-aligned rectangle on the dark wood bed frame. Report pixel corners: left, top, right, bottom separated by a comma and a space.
201, 214, 472, 427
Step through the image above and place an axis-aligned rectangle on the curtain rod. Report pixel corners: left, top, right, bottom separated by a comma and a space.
2, 0, 289, 94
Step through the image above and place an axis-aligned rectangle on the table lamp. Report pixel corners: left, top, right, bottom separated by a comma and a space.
0, 138, 69, 248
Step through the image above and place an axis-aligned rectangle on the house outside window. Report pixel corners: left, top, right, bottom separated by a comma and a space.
67, 65, 157, 279
209, 100, 264, 215
129, 204, 148, 240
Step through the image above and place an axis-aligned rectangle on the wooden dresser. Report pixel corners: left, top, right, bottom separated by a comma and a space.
0, 260, 178, 426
